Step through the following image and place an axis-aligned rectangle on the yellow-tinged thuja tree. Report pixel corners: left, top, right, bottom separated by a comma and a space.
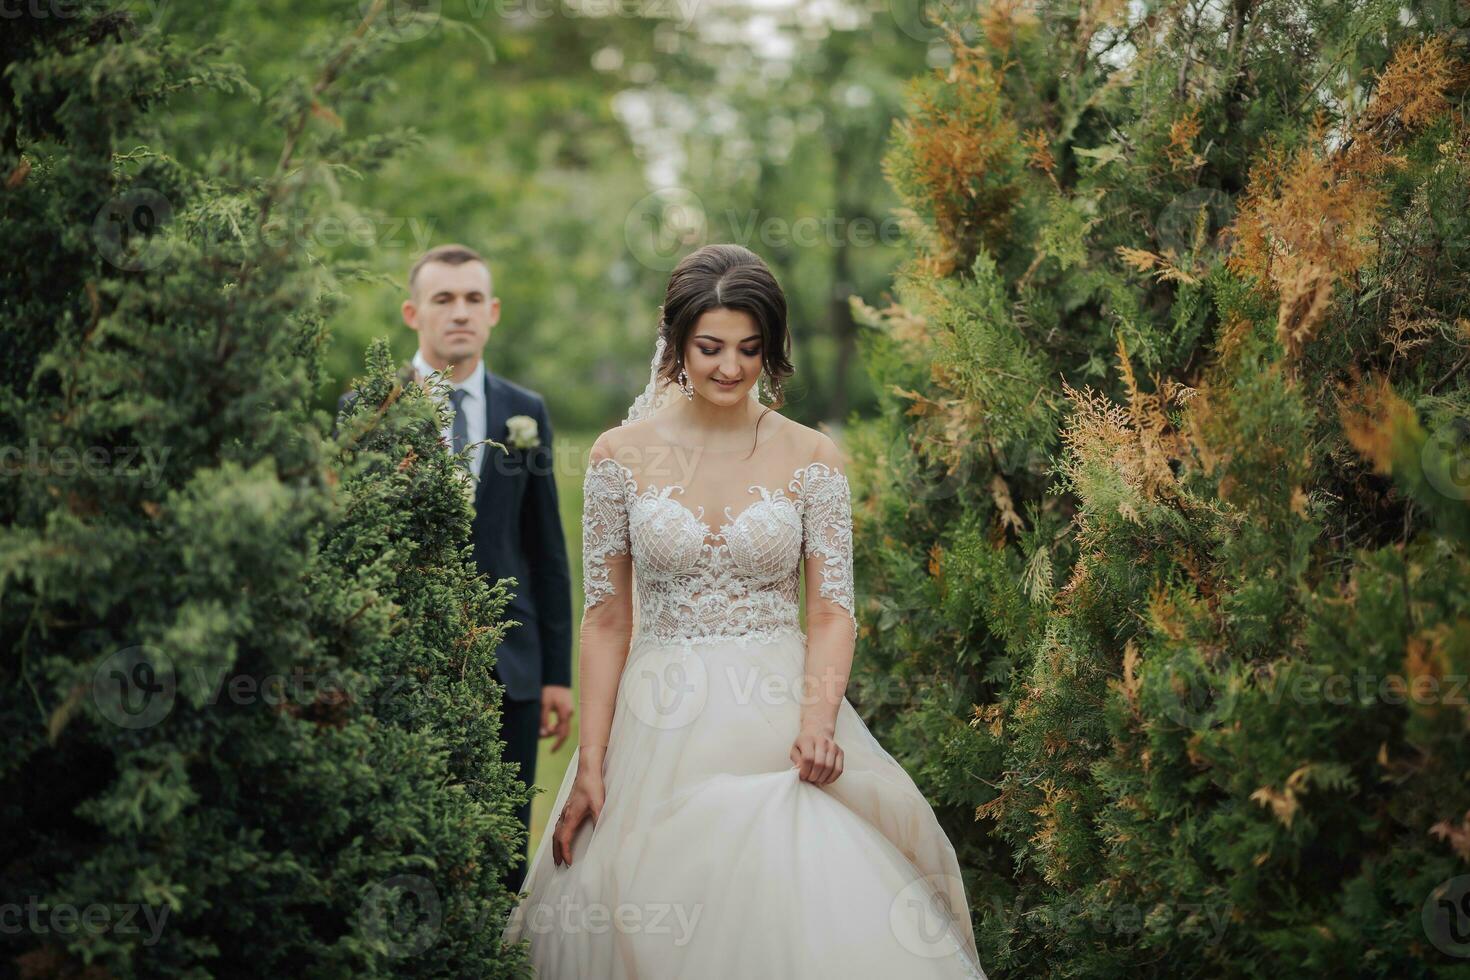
849, 4, 1470, 976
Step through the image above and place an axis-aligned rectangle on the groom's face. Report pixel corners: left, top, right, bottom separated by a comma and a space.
403, 259, 499, 368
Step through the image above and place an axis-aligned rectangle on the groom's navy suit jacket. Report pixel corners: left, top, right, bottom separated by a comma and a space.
470, 368, 573, 700
339, 363, 573, 702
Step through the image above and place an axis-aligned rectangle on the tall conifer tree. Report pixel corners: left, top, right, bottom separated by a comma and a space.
1, 4, 527, 976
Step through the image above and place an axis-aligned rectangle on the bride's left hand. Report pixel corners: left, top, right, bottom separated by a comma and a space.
789, 731, 843, 785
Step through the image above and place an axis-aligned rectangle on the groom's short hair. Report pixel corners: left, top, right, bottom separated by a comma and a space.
408, 244, 489, 295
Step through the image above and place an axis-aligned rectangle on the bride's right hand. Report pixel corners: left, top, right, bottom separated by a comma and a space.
552, 769, 605, 868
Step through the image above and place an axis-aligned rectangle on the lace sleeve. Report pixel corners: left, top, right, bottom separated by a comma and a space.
582, 455, 631, 612
800, 449, 856, 628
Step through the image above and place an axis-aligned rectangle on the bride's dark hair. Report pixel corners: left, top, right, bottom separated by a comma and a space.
655, 243, 794, 457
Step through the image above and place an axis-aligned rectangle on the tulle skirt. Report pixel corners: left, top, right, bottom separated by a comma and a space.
501, 630, 986, 979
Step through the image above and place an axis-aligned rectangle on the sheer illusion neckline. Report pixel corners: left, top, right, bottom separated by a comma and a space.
587, 456, 845, 549
577, 447, 857, 633
643, 408, 789, 455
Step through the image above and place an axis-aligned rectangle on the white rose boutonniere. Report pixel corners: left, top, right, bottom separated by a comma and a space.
505, 414, 541, 450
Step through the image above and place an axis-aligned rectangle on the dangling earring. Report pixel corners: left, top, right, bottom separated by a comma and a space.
757, 370, 770, 403
676, 363, 694, 398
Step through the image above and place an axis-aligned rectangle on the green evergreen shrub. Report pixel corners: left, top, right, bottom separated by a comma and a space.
851, 5, 1470, 976
1, 5, 527, 976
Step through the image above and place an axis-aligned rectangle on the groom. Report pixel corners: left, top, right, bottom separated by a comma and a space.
398, 244, 574, 895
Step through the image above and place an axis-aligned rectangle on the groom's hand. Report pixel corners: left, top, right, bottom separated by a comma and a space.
540, 684, 573, 751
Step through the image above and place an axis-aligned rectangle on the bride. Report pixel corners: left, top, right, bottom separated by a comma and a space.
501, 243, 986, 979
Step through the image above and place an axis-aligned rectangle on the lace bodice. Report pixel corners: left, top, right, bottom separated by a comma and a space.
580, 449, 856, 648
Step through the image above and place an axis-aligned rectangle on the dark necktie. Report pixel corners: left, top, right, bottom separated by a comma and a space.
448, 388, 470, 462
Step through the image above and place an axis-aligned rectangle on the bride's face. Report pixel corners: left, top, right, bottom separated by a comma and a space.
683, 308, 763, 405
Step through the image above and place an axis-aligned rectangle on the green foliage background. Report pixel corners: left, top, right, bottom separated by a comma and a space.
141, 0, 932, 431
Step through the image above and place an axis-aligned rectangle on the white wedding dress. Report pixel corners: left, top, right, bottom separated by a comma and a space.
501, 415, 986, 979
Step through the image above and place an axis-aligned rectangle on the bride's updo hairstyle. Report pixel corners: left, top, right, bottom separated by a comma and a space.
655, 244, 795, 453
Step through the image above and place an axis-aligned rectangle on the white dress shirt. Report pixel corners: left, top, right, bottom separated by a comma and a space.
413, 349, 488, 485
